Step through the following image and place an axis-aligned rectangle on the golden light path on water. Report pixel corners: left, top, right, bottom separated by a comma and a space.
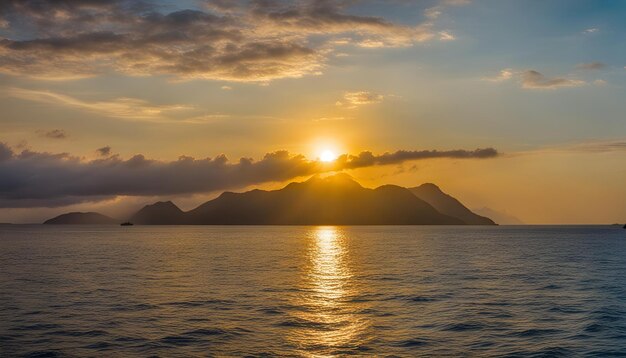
288, 226, 371, 356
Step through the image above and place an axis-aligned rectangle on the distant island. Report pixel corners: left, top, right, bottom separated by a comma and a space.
44, 174, 496, 226
44, 212, 118, 225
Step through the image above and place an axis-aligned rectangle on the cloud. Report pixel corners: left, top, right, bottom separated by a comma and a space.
313, 116, 349, 122
438, 31, 456, 41
442, 0, 471, 5
0, 143, 12, 162
336, 148, 498, 169
576, 62, 606, 70
96, 146, 112, 156
521, 70, 585, 89
583, 28, 599, 34
483, 68, 514, 82
0, 142, 498, 208
336, 91, 384, 108
8, 88, 190, 121
39, 129, 67, 139
515, 138, 626, 156
486, 68, 585, 89
247, 0, 436, 46
565, 140, 626, 153
0, 0, 457, 82
425, 8, 442, 20
424, 0, 470, 21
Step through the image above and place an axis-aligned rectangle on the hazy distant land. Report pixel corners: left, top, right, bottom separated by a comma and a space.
44, 174, 495, 226
472, 207, 525, 225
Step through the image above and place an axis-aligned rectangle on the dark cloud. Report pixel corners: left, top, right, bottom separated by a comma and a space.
96, 146, 111, 156
0, 143, 12, 162
0, 143, 498, 208
0, 0, 449, 81
339, 148, 498, 168
252, 0, 395, 31
39, 129, 67, 139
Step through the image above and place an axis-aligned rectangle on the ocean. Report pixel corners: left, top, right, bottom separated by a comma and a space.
1, 225, 625, 356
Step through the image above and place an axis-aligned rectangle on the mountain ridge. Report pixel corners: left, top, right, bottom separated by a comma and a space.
409, 183, 496, 225
44, 212, 118, 225
44, 175, 495, 225
183, 175, 462, 225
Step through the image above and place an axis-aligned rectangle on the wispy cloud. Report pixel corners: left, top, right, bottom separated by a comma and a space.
562, 139, 626, 153
575, 62, 606, 70
438, 31, 456, 41
425, 8, 443, 20
7, 88, 191, 121
583, 27, 599, 34
336, 91, 384, 109
442, 0, 471, 5
313, 116, 350, 122
512, 138, 626, 156
521, 70, 585, 89
484, 68, 586, 90
425, 0, 470, 21
483, 68, 514, 82
38, 129, 67, 139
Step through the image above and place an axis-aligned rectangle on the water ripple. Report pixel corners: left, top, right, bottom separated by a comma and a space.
2, 225, 626, 356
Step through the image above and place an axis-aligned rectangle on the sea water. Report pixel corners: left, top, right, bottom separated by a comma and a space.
1, 225, 625, 356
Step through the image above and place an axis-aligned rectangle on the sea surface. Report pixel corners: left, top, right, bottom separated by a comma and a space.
1, 225, 626, 357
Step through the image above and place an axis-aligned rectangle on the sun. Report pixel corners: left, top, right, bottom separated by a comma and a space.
320, 149, 337, 162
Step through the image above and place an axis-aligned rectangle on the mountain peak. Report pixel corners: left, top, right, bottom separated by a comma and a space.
44, 212, 117, 225
130, 200, 184, 224
146, 200, 178, 208
416, 183, 443, 192
410, 184, 495, 225
304, 173, 362, 188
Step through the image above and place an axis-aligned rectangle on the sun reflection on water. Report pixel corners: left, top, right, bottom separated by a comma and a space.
288, 226, 370, 356
310, 227, 350, 301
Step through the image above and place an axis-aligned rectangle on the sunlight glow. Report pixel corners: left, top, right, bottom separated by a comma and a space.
320, 150, 337, 162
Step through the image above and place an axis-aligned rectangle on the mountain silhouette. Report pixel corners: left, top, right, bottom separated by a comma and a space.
130, 201, 185, 225
183, 174, 462, 225
409, 183, 495, 225
44, 174, 497, 225
44, 212, 118, 225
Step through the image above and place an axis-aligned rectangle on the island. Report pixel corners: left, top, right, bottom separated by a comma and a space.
44, 174, 497, 226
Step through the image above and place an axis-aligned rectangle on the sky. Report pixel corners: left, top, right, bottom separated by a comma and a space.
0, 0, 625, 224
